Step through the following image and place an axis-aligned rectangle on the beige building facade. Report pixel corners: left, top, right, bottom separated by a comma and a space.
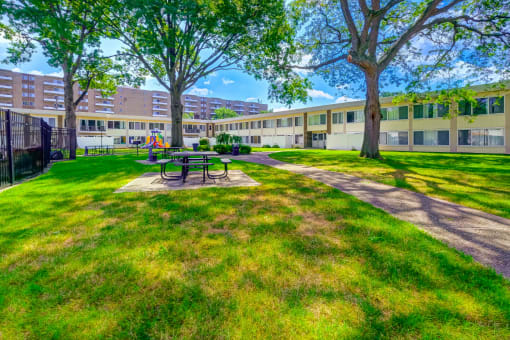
1, 68, 508, 154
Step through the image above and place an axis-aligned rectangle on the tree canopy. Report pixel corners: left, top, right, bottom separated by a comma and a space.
287, 0, 510, 157
213, 107, 238, 120
0, 0, 142, 158
104, 0, 303, 146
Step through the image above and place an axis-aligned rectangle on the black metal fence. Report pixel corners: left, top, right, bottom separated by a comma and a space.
0, 109, 74, 189
51, 127, 75, 160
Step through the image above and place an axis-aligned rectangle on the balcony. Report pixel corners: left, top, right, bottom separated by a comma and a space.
95, 95, 114, 100
44, 89, 64, 95
152, 113, 168, 117
96, 102, 114, 107
153, 106, 168, 111
0, 75, 12, 80
95, 109, 115, 114
249, 110, 259, 113
152, 100, 168, 105
152, 93, 167, 99
210, 101, 222, 105
0, 85, 12, 89
44, 81, 64, 87
0, 94, 12, 98
44, 98, 57, 102
185, 98, 197, 102
0, 102, 13, 107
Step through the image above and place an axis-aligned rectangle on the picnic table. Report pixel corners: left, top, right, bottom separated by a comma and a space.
158, 151, 231, 183
153, 146, 184, 159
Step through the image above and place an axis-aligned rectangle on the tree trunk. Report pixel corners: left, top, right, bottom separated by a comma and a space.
170, 88, 184, 147
63, 67, 77, 159
360, 69, 382, 159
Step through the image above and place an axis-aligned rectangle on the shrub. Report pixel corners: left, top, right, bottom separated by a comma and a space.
262, 144, 272, 148
213, 144, 228, 154
239, 144, 252, 154
226, 144, 233, 153
198, 144, 210, 151
272, 144, 280, 148
199, 137, 209, 146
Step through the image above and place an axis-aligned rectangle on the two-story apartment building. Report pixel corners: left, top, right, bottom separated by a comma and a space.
1, 68, 508, 154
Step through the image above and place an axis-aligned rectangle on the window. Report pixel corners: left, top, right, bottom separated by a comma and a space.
413, 103, 448, 119
308, 114, 326, 126
458, 128, 504, 146
413, 130, 449, 146
458, 100, 472, 116
263, 119, 275, 128
22, 101, 34, 106
129, 122, 145, 130
114, 136, 126, 144
294, 116, 303, 126
380, 131, 408, 145
250, 136, 261, 144
381, 106, 408, 120
458, 97, 503, 116
22, 92, 35, 97
149, 123, 164, 130
347, 110, 364, 123
489, 96, 504, 114
250, 120, 261, 129
80, 119, 104, 131
332, 112, 343, 124
108, 121, 126, 129
277, 117, 292, 127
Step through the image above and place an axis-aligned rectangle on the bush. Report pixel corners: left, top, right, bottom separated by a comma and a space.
239, 144, 252, 154
262, 144, 272, 148
213, 144, 228, 154
272, 144, 280, 148
226, 144, 233, 153
198, 144, 210, 151
199, 137, 210, 146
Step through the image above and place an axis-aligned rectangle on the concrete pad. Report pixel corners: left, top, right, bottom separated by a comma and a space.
136, 160, 159, 165
115, 170, 260, 193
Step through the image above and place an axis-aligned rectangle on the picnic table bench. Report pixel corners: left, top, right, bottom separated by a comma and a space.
157, 151, 231, 183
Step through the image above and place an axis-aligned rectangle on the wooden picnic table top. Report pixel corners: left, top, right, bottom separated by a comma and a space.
172, 151, 218, 157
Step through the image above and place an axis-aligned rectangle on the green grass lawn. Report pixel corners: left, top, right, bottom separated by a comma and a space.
270, 150, 510, 219
0, 154, 509, 338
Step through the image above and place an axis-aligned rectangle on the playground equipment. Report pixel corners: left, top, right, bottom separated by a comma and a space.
142, 130, 170, 161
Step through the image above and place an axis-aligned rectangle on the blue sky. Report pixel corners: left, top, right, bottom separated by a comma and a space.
0, 37, 362, 111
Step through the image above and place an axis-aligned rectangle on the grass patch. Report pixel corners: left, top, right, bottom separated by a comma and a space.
270, 150, 510, 219
0, 153, 508, 338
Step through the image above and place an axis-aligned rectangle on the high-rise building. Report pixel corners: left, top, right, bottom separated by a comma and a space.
181, 94, 267, 119
0, 68, 267, 120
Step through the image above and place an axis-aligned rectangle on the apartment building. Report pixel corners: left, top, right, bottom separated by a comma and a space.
182, 94, 268, 119
0, 68, 508, 154
0, 69, 267, 121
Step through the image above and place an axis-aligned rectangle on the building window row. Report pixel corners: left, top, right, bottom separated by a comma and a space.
347, 110, 364, 123
459, 96, 504, 116
332, 112, 343, 124
80, 119, 105, 131
413, 103, 449, 119
129, 122, 146, 130
382, 106, 408, 120
414, 130, 449, 146
458, 128, 504, 146
380, 131, 408, 145
108, 120, 126, 129
308, 114, 326, 126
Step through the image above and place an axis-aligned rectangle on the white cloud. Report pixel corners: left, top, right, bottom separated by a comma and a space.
28, 70, 43, 76
335, 96, 361, 103
222, 77, 235, 85
46, 71, 64, 77
273, 107, 288, 112
203, 80, 210, 85
11, 67, 22, 73
246, 97, 258, 102
188, 87, 212, 96
307, 89, 334, 100
209, 72, 218, 77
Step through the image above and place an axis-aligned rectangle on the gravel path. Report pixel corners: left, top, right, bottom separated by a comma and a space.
234, 152, 510, 278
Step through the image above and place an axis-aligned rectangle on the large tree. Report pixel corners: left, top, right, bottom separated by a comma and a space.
104, 0, 307, 147
1, 0, 138, 158
290, 0, 510, 158
213, 107, 238, 120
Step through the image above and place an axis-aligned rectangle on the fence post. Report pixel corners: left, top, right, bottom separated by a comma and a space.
5, 110, 15, 185
41, 120, 46, 172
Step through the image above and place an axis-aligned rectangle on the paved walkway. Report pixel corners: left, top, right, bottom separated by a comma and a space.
235, 152, 510, 278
